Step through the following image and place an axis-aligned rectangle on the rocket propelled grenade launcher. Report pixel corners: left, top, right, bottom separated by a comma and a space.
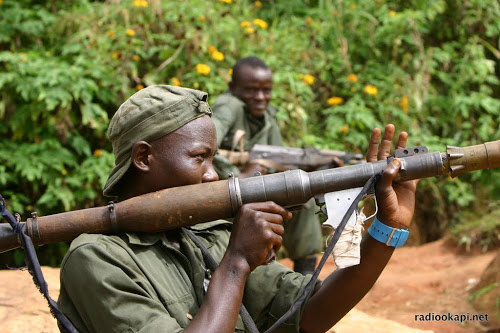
1, 140, 499, 253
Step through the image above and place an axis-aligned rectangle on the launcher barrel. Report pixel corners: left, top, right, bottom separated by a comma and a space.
1, 140, 499, 254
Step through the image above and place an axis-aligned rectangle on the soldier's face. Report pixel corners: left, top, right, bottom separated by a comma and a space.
230, 65, 272, 118
148, 115, 219, 190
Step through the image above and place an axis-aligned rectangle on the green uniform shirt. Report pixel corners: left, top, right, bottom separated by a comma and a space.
58, 220, 317, 333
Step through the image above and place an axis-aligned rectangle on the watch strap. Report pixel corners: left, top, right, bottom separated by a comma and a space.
367, 217, 409, 247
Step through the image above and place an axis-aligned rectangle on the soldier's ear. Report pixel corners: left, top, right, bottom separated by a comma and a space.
131, 141, 153, 172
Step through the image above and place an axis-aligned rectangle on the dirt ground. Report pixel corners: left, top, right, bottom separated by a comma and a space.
0, 238, 497, 333
280, 238, 498, 333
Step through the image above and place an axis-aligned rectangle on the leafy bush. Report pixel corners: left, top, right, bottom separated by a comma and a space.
0, 0, 499, 266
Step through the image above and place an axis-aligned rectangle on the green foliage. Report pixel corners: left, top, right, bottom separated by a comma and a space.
469, 282, 500, 301
451, 203, 500, 252
0, 0, 499, 266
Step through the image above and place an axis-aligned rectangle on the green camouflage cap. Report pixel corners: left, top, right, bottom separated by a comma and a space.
103, 85, 212, 197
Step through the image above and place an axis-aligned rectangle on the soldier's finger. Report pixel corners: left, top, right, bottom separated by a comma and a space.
270, 223, 285, 236
378, 158, 401, 190
366, 128, 381, 162
245, 202, 293, 220
377, 124, 395, 161
395, 131, 409, 150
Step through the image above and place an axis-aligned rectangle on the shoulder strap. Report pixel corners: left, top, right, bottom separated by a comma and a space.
0, 196, 78, 333
182, 228, 260, 333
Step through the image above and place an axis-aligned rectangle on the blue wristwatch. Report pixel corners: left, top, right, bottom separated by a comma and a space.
367, 217, 409, 247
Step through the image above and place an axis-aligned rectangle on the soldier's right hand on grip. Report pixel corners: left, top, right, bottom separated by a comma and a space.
227, 202, 292, 272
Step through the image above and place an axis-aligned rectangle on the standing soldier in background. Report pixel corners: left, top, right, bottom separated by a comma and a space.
211, 56, 322, 275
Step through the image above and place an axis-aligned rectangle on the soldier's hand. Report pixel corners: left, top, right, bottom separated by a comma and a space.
227, 202, 291, 272
366, 124, 417, 229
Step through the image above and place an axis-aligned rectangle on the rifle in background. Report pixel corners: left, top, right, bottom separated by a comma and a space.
218, 144, 365, 171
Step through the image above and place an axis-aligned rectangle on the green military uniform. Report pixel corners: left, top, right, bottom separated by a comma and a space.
57, 85, 321, 332
58, 220, 318, 333
211, 93, 323, 260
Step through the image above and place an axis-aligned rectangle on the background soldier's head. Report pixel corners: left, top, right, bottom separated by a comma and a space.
230, 56, 273, 119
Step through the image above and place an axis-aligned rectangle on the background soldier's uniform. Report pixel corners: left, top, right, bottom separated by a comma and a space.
211, 93, 323, 273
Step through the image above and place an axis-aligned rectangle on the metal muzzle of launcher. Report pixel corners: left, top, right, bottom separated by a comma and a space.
444, 141, 500, 177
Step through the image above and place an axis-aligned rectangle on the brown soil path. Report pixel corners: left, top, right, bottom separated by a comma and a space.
280, 238, 497, 332
0, 239, 496, 332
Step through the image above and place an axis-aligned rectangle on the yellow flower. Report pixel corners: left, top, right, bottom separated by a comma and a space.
300, 74, 315, 86
253, 18, 268, 29
0, 0, 3, 5
228, 68, 233, 76
106, 30, 115, 38
211, 50, 224, 61
133, 0, 148, 7
389, 10, 397, 17
112, 50, 121, 59
347, 73, 358, 83
196, 64, 211, 75
254, 1, 262, 7
61, 168, 68, 175
364, 84, 378, 95
306, 17, 313, 24
327, 96, 344, 106
349, 3, 356, 9
219, 0, 232, 3
126, 29, 136, 37
245, 27, 255, 34
136, 84, 144, 91
132, 55, 140, 61
93, 149, 103, 157
193, 82, 200, 88
171, 77, 181, 86
199, 15, 206, 22
401, 95, 409, 114
240, 21, 252, 28
208, 45, 217, 54
340, 125, 349, 134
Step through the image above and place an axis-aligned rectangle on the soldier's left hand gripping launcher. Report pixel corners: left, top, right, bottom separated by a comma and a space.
1, 141, 499, 255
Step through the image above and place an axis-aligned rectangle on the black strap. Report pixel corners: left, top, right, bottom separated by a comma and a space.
0, 195, 78, 333
182, 228, 260, 333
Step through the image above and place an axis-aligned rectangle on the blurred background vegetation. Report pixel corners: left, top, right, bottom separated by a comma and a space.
1, 0, 499, 267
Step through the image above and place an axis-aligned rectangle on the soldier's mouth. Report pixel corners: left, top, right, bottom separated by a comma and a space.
251, 103, 267, 110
